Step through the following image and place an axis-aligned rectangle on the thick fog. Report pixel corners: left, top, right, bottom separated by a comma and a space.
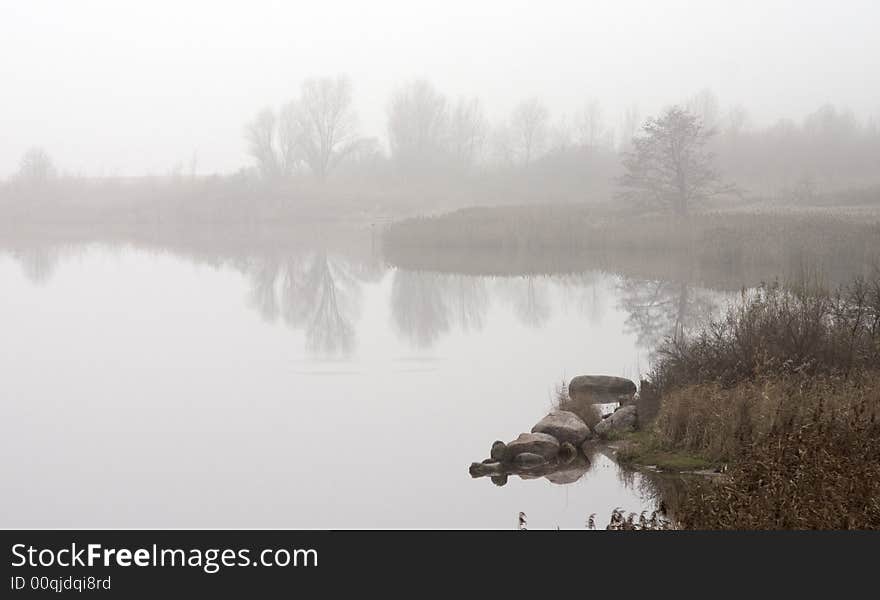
1, 0, 879, 177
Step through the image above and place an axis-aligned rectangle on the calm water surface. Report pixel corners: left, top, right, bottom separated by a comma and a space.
0, 230, 730, 528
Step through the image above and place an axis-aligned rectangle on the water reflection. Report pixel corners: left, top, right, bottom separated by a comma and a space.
0, 226, 815, 527
245, 252, 362, 355
617, 278, 721, 348
0, 231, 734, 356
390, 270, 490, 347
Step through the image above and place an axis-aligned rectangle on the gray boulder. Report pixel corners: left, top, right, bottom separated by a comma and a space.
569, 375, 637, 404
512, 452, 547, 467
506, 432, 560, 461
490, 441, 507, 462
531, 410, 590, 445
594, 405, 638, 438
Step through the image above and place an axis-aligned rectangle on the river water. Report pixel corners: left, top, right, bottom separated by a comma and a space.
0, 226, 732, 528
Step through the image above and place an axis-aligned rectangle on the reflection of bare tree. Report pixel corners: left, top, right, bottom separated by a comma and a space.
390, 270, 489, 348
449, 275, 489, 332
391, 271, 451, 348
618, 279, 718, 348
502, 276, 551, 328
559, 272, 606, 325
13, 247, 60, 286
245, 252, 361, 356
617, 278, 719, 349
247, 257, 283, 322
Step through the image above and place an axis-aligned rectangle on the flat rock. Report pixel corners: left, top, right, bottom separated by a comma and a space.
569, 375, 637, 403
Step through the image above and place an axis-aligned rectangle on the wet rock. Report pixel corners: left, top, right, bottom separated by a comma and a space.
491, 475, 508, 486
558, 441, 577, 464
506, 432, 560, 461
569, 375, 637, 404
594, 404, 638, 438
470, 461, 503, 477
490, 440, 508, 462
512, 452, 547, 467
531, 410, 591, 445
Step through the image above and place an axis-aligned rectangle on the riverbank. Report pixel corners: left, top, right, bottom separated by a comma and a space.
616, 275, 880, 529
383, 201, 880, 287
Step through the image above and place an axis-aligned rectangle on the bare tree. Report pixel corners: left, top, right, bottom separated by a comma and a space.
289, 76, 361, 180
278, 101, 302, 176
619, 104, 641, 150
244, 107, 281, 180
509, 98, 549, 166
448, 96, 487, 169
618, 106, 734, 216
17, 147, 57, 185
686, 88, 720, 130
725, 104, 750, 137
577, 99, 605, 150
387, 80, 448, 172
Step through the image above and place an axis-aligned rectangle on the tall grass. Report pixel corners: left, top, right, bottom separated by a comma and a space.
645, 274, 880, 528
651, 277, 880, 394
674, 377, 880, 529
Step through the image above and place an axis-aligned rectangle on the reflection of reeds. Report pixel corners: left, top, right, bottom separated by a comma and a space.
603, 508, 675, 530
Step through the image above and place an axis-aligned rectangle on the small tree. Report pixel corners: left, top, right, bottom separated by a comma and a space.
18, 147, 57, 185
618, 106, 733, 216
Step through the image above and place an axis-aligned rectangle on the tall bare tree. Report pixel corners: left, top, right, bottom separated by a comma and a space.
244, 107, 281, 180
577, 99, 605, 150
619, 104, 641, 150
448, 96, 487, 169
509, 98, 549, 166
289, 76, 361, 180
618, 106, 734, 216
387, 80, 448, 172
686, 88, 720, 130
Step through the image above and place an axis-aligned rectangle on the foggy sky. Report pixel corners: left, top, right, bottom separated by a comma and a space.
1, 0, 878, 178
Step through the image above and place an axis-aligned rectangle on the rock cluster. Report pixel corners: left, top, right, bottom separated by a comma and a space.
469, 375, 640, 485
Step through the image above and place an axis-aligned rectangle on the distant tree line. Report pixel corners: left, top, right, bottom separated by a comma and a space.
4, 81, 880, 218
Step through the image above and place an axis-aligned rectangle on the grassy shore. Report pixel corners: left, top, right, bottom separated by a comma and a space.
623, 276, 880, 528
383, 202, 880, 287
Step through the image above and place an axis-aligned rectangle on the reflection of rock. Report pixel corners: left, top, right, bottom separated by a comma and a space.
506, 432, 560, 461
594, 405, 638, 438
531, 410, 590, 445
569, 375, 637, 405
469, 452, 590, 485
545, 455, 590, 485
513, 452, 547, 467
490, 440, 507, 461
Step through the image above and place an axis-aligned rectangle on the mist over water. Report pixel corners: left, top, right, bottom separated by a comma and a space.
2, 1, 880, 531
0, 229, 734, 527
